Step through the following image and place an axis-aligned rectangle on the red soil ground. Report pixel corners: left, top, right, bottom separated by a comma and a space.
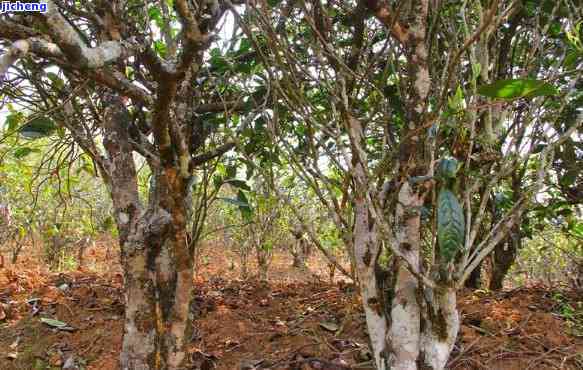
0, 240, 581, 369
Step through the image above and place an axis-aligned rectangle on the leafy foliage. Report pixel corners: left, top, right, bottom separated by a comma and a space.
477, 79, 559, 100
19, 116, 56, 139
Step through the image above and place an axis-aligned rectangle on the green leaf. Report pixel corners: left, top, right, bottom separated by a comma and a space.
224, 179, 251, 191
148, 6, 164, 28
436, 158, 460, 179
569, 221, 583, 238
212, 174, 224, 189
46, 72, 65, 90
40, 317, 68, 328
437, 189, 465, 263
477, 79, 559, 100
225, 164, 237, 179
13, 147, 39, 159
154, 40, 167, 58
236, 190, 253, 220
563, 50, 581, 69
217, 197, 249, 208
448, 85, 465, 110
19, 116, 56, 139
4, 112, 23, 131
235, 38, 252, 56
209, 49, 230, 73
267, 0, 283, 7
471, 63, 482, 81
236, 190, 251, 209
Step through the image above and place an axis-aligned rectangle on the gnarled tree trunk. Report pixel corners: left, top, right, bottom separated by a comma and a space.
353, 183, 460, 370
102, 97, 195, 370
120, 213, 194, 370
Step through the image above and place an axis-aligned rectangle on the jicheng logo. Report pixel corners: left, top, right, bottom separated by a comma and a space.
0, 1, 48, 13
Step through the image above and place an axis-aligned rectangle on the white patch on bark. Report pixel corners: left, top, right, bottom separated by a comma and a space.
351, 154, 388, 369
420, 288, 459, 370
360, 273, 389, 370
0, 38, 62, 78
388, 182, 422, 370
389, 284, 421, 370
43, 0, 131, 68
118, 212, 129, 224
419, 333, 453, 370
121, 254, 156, 370
413, 67, 430, 114
120, 326, 156, 370
0, 40, 29, 77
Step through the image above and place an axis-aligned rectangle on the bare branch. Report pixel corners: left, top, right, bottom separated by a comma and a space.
0, 38, 63, 79
42, 0, 138, 69
364, 0, 409, 44
191, 142, 236, 167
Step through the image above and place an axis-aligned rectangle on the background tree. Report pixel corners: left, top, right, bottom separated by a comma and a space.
0, 123, 110, 266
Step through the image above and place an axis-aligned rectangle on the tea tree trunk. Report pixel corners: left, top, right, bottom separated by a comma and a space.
353, 184, 459, 370
103, 98, 195, 370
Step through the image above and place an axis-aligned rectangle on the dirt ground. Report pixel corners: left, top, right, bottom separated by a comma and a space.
0, 240, 581, 370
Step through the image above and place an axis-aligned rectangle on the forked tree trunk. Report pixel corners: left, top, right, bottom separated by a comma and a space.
354, 183, 459, 370
117, 170, 194, 370
102, 96, 195, 370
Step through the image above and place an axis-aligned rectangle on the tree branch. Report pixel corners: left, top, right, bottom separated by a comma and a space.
0, 38, 63, 80
191, 142, 236, 167
364, 0, 409, 44
173, 0, 208, 76
0, 19, 41, 40
194, 101, 249, 114
39, 0, 138, 68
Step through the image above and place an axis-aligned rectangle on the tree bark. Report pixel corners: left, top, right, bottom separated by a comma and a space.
120, 219, 194, 370
291, 230, 309, 270
464, 261, 482, 289
353, 184, 460, 370
489, 172, 524, 291
489, 233, 519, 290
256, 246, 271, 281
120, 166, 195, 370
353, 192, 388, 370
292, 249, 307, 269
102, 96, 195, 370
